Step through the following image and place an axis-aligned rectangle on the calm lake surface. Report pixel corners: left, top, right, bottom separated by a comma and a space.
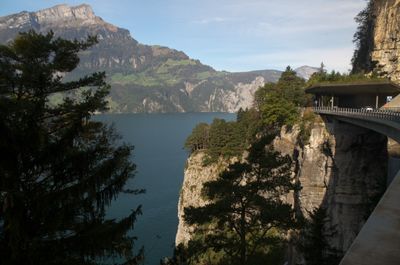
96, 113, 236, 265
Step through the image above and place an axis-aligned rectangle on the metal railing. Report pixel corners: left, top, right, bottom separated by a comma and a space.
313, 107, 400, 123
381, 107, 400, 112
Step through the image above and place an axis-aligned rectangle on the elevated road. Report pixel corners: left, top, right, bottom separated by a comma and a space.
314, 107, 400, 142
313, 107, 400, 265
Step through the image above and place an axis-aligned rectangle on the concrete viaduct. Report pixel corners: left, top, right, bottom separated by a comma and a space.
307, 83, 400, 265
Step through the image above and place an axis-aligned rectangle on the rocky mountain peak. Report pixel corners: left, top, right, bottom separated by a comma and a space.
0, 4, 107, 33
35, 4, 98, 25
295, 65, 320, 80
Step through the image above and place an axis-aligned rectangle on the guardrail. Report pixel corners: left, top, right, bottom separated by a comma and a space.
313, 107, 400, 123
382, 107, 400, 112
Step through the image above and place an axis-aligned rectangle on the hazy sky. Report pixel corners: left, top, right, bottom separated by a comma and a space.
1, 0, 367, 72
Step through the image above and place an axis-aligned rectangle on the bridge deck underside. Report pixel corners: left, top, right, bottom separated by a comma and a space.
315, 109, 400, 265
331, 115, 400, 143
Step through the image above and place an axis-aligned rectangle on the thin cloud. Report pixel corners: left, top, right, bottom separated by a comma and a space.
220, 47, 355, 73
192, 17, 233, 25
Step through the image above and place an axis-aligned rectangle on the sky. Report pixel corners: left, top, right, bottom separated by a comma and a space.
1, 0, 367, 73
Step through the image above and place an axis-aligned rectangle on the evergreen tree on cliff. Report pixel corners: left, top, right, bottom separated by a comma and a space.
0, 31, 143, 264
184, 136, 297, 265
254, 66, 307, 129
352, 0, 376, 73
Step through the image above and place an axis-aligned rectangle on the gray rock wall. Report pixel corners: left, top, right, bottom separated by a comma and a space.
274, 119, 387, 256
372, 0, 400, 82
175, 153, 236, 245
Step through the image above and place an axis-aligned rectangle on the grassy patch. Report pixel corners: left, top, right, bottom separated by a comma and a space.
110, 73, 163, 86
156, 59, 198, 74
195, 71, 214, 80
307, 72, 390, 87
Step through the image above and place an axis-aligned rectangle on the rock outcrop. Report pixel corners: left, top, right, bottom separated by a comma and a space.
371, 0, 400, 82
176, 118, 388, 259
294, 66, 320, 80
175, 153, 236, 245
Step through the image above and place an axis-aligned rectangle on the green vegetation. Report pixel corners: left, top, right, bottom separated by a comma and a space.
184, 109, 261, 165
352, 0, 375, 74
111, 72, 167, 86
195, 71, 214, 80
183, 136, 297, 265
307, 69, 389, 87
0, 31, 143, 264
156, 59, 198, 74
255, 66, 308, 128
111, 58, 208, 87
184, 122, 211, 152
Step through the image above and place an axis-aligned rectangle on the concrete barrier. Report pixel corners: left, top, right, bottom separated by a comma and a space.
339, 169, 400, 265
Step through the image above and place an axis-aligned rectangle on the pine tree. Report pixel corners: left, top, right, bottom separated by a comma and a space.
184, 123, 210, 152
254, 69, 305, 129
352, 0, 375, 74
0, 31, 143, 265
184, 136, 297, 265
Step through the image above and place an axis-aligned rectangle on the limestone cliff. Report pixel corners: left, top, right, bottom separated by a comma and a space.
176, 119, 388, 258
371, 0, 400, 82
274, 119, 387, 256
175, 153, 236, 245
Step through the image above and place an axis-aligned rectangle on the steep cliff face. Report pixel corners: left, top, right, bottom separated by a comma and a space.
176, 119, 388, 256
175, 153, 236, 245
371, 0, 400, 81
274, 120, 387, 254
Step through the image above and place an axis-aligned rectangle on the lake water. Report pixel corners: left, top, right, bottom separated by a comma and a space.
96, 113, 236, 265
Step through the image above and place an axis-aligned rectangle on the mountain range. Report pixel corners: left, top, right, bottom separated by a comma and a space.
0, 4, 318, 113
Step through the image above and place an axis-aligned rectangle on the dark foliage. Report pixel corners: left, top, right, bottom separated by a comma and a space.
298, 207, 342, 265
352, 0, 376, 74
0, 31, 143, 265
184, 109, 261, 165
183, 136, 298, 265
255, 66, 308, 129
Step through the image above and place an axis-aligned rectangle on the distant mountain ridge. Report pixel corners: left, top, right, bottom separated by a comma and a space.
0, 4, 312, 113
